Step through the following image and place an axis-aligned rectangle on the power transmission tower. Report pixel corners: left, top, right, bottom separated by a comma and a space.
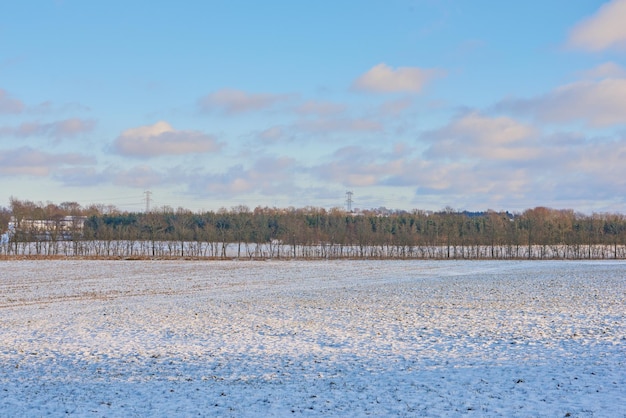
144, 190, 152, 213
345, 191, 353, 212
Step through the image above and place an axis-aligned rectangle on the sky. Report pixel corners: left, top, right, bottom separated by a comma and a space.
1, 0, 626, 214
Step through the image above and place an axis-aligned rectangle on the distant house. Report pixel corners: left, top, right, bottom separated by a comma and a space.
9, 216, 86, 240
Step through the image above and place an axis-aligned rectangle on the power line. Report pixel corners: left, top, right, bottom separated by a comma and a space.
95, 194, 144, 202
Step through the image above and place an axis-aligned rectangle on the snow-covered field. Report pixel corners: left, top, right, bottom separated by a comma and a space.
1, 260, 624, 417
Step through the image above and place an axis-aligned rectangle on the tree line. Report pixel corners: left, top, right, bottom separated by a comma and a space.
2, 198, 626, 259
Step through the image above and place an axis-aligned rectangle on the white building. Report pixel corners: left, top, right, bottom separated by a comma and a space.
8, 216, 86, 240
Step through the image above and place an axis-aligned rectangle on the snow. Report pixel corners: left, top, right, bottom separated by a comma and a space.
1, 260, 624, 417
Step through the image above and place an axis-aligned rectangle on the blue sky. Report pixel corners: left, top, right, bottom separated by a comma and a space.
2, 0, 626, 213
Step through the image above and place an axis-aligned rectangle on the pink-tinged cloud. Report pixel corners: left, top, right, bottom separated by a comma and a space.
28, 101, 91, 115
568, 0, 626, 51
565, 136, 626, 179
255, 116, 382, 144
17, 118, 95, 139
185, 156, 297, 197
353, 63, 445, 94
198, 88, 290, 115
295, 117, 383, 134
307, 121, 626, 210
311, 146, 407, 187
113, 121, 221, 157
257, 126, 288, 143
0, 118, 95, 139
311, 146, 492, 194
378, 98, 414, 117
53, 167, 108, 187
578, 62, 626, 79
310, 142, 537, 199
0, 89, 25, 113
424, 112, 539, 161
497, 78, 626, 127
295, 100, 346, 116
0, 146, 94, 176
50, 118, 95, 137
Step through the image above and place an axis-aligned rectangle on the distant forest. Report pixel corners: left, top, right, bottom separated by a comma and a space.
2, 198, 626, 259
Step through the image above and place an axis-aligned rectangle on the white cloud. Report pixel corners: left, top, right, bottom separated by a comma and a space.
497, 78, 626, 127
568, 0, 626, 51
352, 63, 444, 94
113, 121, 221, 157
198, 88, 290, 115
0, 89, 24, 114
